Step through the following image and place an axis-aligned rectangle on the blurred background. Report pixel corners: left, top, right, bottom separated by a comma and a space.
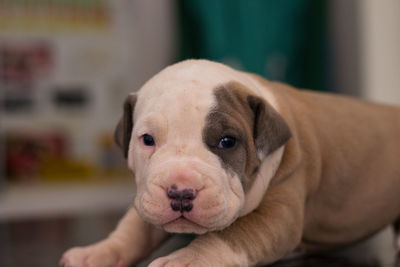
0, 0, 399, 266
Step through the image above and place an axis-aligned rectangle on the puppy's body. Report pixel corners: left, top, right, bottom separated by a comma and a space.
61, 60, 400, 267
259, 79, 400, 247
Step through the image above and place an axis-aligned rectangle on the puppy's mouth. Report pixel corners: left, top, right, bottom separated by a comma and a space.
167, 215, 204, 227
163, 215, 209, 234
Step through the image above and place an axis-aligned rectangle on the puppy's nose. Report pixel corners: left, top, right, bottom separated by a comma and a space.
167, 185, 196, 212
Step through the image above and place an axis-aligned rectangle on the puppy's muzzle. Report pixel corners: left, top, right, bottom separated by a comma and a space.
167, 185, 196, 212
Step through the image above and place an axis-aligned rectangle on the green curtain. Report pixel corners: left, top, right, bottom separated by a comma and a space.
177, 0, 328, 91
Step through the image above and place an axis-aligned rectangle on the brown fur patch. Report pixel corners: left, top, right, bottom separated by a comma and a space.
114, 94, 137, 158
202, 81, 291, 189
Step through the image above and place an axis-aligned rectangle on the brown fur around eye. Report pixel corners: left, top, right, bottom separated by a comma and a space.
203, 81, 291, 190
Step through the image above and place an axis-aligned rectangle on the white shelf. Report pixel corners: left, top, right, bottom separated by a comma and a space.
0, 181, 134, 221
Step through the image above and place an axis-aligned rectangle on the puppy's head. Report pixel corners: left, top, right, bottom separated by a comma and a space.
115, 60, 291, 234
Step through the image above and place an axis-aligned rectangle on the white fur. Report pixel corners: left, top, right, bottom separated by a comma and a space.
126, 59, 287, 232
126, 60, 250, 233
60, 59, 287, 267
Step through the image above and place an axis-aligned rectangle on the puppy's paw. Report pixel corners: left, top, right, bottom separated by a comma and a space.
59, 241, 127, 267
148, 248, 210, 267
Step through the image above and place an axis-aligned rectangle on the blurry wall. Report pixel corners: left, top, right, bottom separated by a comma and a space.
0, 0, 176, 184
359, 0, 400, 105
129, 0, 177, 88
177, 0, 329, 92
328, 0, 361, 96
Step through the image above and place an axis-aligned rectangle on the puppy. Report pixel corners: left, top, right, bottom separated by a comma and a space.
60, 60, 400, 267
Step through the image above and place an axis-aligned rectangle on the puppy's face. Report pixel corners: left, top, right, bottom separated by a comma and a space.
115, 60, 291, 234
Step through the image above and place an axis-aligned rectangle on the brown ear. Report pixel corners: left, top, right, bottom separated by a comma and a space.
114, 94, 137, 158
247, 95, 291, 158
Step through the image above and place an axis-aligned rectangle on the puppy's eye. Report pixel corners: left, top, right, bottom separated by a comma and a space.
142, 134, 155, 146
218, 136, 236, 149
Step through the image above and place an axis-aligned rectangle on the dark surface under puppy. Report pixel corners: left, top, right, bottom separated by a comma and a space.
0, 212, 398, 267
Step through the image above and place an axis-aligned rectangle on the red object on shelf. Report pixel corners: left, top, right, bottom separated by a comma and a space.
5, 131, 67, 182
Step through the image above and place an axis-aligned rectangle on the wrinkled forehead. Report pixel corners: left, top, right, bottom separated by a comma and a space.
134, 60, 257, 118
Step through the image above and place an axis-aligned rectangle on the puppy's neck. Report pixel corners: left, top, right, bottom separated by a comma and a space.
239, 146, 285, 217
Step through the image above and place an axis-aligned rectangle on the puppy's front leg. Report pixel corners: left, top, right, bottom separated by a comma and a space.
60, 207, 168, 267
150, 175, 306, 267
